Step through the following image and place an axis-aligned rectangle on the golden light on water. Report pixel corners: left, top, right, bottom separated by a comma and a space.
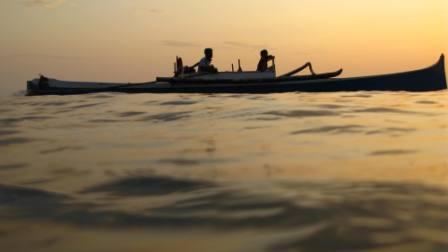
1, 2, 448, 251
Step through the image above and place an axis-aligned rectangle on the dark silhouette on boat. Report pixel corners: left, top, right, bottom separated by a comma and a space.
27, 55, 446, 95
257, 49, 277, 72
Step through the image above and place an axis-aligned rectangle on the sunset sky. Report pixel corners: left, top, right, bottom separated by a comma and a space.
0, 0, 447, 94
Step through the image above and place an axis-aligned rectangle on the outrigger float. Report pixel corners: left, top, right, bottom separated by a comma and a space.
27, 55, 446, 96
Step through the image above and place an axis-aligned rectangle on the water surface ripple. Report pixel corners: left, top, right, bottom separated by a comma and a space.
0, 91, 447, 252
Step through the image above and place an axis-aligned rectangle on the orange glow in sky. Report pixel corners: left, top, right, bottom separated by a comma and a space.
0, 0, 446, 94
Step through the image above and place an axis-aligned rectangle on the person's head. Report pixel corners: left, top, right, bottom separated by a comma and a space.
204, 48, 213, 60
260, 49, 268, 58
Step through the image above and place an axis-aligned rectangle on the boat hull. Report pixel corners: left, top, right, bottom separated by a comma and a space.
27, 55, 446, 95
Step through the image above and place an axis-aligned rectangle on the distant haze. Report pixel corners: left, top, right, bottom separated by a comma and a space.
0, 0, 447, 95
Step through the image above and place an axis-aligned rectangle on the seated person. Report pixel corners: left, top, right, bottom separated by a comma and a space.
193, 48, 218, 73
257, 49, 316, 75
257, 49, 275, 72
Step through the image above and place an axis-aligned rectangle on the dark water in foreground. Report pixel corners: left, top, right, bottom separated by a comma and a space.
0, 91, 447, 251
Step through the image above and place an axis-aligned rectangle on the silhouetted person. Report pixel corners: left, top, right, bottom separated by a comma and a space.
193, 48, 218, 73
257, 49, 275, 72
258, 49, 317, 76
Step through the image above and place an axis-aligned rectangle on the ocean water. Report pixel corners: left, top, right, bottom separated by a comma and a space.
0, 91, 447, 252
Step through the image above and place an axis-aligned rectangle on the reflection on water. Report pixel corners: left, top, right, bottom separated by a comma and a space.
81, 176, 214, 196
0, 91, 447, 251
291, 125, 364, 135
0, 163, 28, 171
0, 137, 35, 146
264, 109, 339, 117
1, 180, 448, 251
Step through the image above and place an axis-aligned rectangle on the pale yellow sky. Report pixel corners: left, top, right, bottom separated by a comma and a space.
0, 0, 447, 94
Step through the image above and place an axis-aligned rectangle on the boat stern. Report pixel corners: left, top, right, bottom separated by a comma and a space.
26, 78, 40, 95
439, 54, 447, 90
26, 75, 50, 95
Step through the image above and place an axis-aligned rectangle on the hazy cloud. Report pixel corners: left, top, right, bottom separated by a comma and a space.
224, 41, 267, 50
146, 8, 163, 14
24, 0, 66, 8
162, 40, 201, 48
3, 53, 87, 61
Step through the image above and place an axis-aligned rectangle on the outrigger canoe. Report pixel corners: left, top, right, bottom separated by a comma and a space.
27, 55, 446, 96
